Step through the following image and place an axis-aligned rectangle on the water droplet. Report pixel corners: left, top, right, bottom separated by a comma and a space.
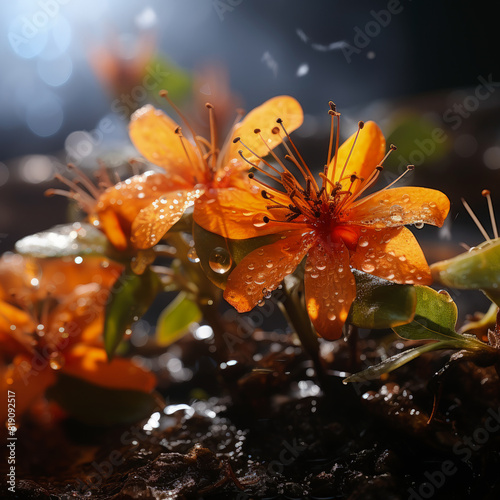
49, 352, 64, 370
358, 237, 369, 247
248, 263, 255, 270
362, 262, 375, 273
389, 204, 404, 223
399, 255, 406, 262
316, 261, 326, 271
327, 311, 337, 321
414, 222, 425, 229
438, 290, 453, 302
252, 213, 268, 228
187, 247, 200, 263
262, 288, 272, 299
265, 260, 273, 269
401, 194, 410, 203
209, 247, 232, 274
254, 272, 266, 285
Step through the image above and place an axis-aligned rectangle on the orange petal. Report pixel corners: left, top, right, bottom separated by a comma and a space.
224, 230, 316, 312
305, 241, 356, 340
193, 187, 299, 239
350, 227, 431, 284
95, 171, 188, 251
347, 187, 450, 228
131, 188, 203, 249
63, 345, 156, 392
129, 105, 205, 183
0, 301, 35, 354
1, 356, 56, 423
225, 96, 303, 166
327, 121, 386, 191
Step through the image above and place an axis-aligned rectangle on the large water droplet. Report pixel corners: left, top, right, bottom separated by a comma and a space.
209, 247, 232, 274
362, 262, 375, 273
358, 237, 369, 248
327, 311, 337, 321
187, 247, 200, 263
401, 194, 410, 203
414, 222, 425, 229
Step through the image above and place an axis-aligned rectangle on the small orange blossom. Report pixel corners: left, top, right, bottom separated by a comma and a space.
195, 103, 450, 339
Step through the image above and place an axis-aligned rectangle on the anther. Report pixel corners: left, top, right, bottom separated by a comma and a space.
390, 144, 397, 151
358, 121, 364, 129
232, 137, 240, 144
205, 103, 214, 109
262, 190, 269, 199
271, 126, 280, 134
276, 118, 283, 124
263, 216, 270, 224
159, 90, 168, 98
376, 166, 383, 171
407, 165, 415, 170
482, 189, 491, 197
329, 101, 336, 111
248, 172, 255, 179
254, 128, 261, 134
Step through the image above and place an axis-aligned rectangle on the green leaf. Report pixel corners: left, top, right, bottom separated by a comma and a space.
15, 222, 110, 258
430, 238, 500, 291
343, 340, 462, 384
348, 270, 416, 329
192, 223, 282, 289
147, 56, 191, 103
393, 286, 465, 342
156, 292, 202, 346
105, 266, 162, 359
47, 373, 158, 426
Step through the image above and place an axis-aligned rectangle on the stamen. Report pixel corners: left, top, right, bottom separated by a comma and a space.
205, 103, 218, 170
326, 102, 337, 166
159, 90, 205, 158
327, 112, 341, 189
462, 197, 491, 242
237, 149, 282, 184
482, 189, 498, 239
175, 127, 202, 183
343, 166, 383, 209
66, 163, 101, 199
276, 118, 319, 192
337, 121, 364, 185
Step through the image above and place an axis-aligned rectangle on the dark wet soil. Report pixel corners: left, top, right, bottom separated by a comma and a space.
2, 327, 500, 499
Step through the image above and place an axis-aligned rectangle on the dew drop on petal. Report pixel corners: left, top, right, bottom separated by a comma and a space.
252, 213, 268, 228
401, 194, 410, 203
358, 237, 369, 247
362, 262, 375, 273
389, 205, 404, 223
414, 222, 425, 229
327, 311, 337, 321
49, 352, 64, 370
209, 247, 232, 274
262, 288, 272, 299
187, 247, 200, 263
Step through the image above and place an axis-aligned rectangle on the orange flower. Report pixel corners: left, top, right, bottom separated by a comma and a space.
126, 94, 304, 249
0, 254, 155, 424
195, 106, 450, 340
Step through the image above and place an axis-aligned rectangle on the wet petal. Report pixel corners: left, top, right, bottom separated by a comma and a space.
350, 227, 431, 284
0, 301, 35, 354
129, 105, 204, 182
63, 345, 156, 392
96, 171, 189, 251
1, 356, 56, 422
131, 188, 204, 249
225, 96, 303, 166
327, 121, 385, 191
224, 230, 316, 312
347, 187, 450, 228
194, 187, 300, 239
305, 241, 356, 340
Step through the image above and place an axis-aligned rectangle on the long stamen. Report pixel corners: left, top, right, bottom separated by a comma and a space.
338, 121, 364, 184
236, 146, 282, 184
462, 197, 491, 241
327, 112, 341, 187
159, 90, 205, 158
66, 164, 101, 199
205, 103, 218, 170
326, 102, 337, 165
234, 136, 283, 177
51, 175, 96, 210
482, 189, 498, 239
175, 127, 201, 184
247, 172, 286, 197
276, 118, 319, 192
343, 167, 383, 209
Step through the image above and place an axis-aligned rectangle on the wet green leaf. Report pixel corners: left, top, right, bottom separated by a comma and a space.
192, 223, 282, 289
343, 341, 461, 384
15, 222, 110, 258
105, 266, 162, 359
430, 238, 500, 293
393, 286, 464, 342
47, 373, 158, 425
156, 292, 202, 346
348, 270, 416, 329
